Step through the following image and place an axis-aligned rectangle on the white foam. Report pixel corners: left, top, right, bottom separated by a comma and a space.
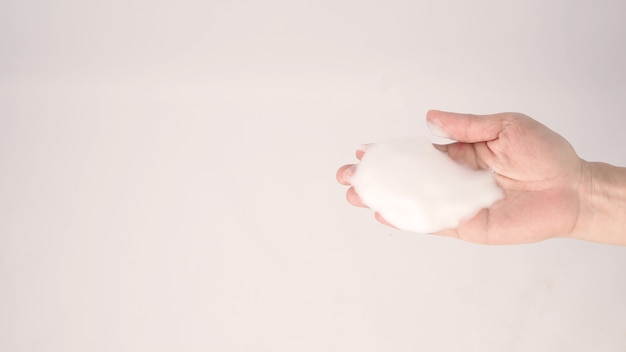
350, 137, 504, 233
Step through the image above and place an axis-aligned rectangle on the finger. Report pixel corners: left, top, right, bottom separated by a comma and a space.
432, 143, 448, 152
427, 110, 507, 143
336, 164, 356, 185
374, 212, 397, 228
346, 187, 368, 208
356, 144, 369, 160
436, 141, 493, 170
431, 227, 460, 240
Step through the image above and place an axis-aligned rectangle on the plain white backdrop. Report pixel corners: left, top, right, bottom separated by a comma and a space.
2, 0, 626, 351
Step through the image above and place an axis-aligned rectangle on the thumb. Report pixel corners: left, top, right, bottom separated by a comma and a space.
426, 110, 506, 143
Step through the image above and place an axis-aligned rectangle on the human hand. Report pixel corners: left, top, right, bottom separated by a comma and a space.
337, 110, 587, 245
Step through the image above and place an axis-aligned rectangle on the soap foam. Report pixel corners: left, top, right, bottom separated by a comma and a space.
350, 137, 504, 233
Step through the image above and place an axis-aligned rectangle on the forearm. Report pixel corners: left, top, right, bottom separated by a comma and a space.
574, 161, 626, 245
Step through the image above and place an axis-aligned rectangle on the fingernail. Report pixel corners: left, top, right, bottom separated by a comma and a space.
432, 143, 448, 152
427, 120, 449, 138
430, 135, 456, 145
428, 120, 456, 145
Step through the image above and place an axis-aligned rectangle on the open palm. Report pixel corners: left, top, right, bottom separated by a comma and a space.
337, 111, 587, 245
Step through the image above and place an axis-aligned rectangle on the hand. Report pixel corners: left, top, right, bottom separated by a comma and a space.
337, 110, 587, 245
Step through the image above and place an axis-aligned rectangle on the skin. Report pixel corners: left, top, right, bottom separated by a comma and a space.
336, 110, 626, 246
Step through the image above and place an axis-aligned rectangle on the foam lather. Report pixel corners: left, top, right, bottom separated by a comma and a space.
351, 137, 504, 233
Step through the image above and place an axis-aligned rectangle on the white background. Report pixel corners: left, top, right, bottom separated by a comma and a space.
2, 0, 626, 351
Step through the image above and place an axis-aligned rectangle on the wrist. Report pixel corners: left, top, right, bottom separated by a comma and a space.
573, 161, 626, 245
